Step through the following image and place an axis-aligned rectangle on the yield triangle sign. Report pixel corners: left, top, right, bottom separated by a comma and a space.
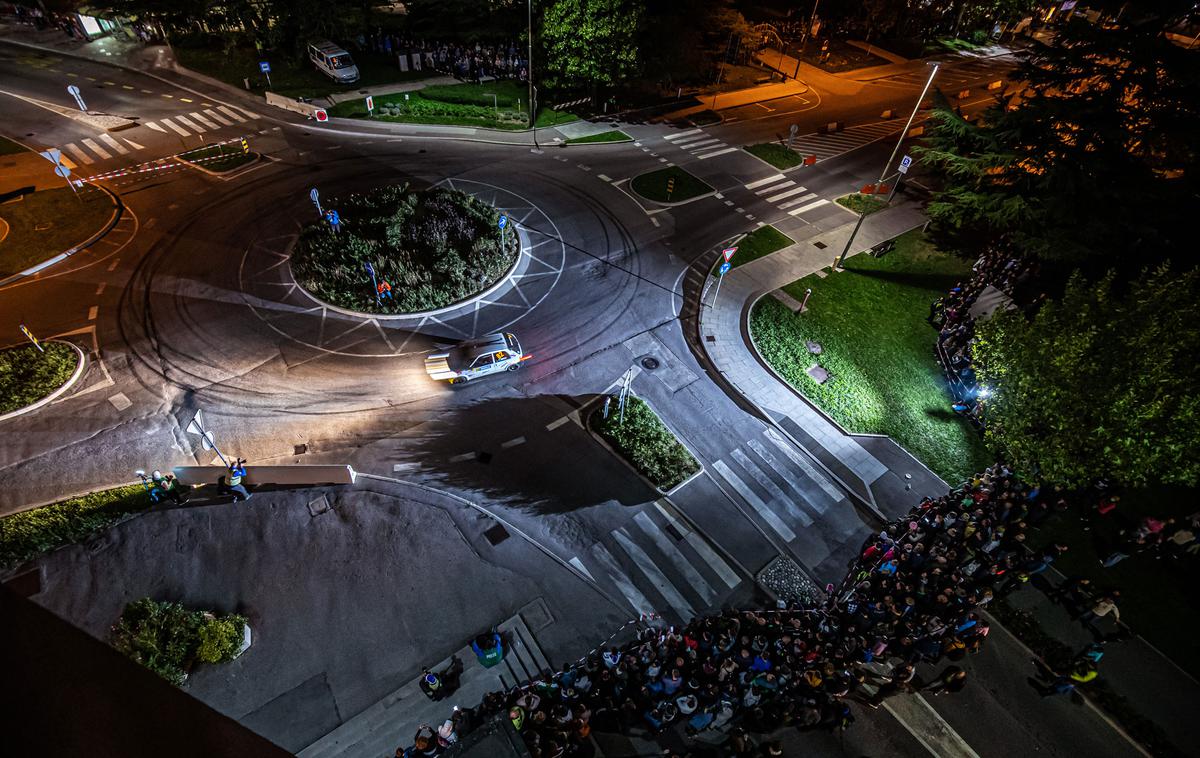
185, 409, 205, 436
39, 148, 62, 165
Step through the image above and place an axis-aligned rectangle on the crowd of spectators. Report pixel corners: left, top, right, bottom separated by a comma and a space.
399, 463, 1106, 756
355, 32, 528, 83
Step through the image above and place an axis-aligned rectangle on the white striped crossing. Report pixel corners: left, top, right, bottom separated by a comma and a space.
763, 428, 844, 503
788, 198, 830, 216
778, 193, 817, 210
712, 460, 797, 543
80, 137, 111, 160
745, 173, 786, 190
98, 133, 128, 155
204, 108, 234, 126
746, 438, 829, 515
162, 118, 190, 136
173, 114, 205, 133
653, 501, 741, 589
145, 122, 166, 133
662, 128, 701, 141
633, 511, 717, 606
217, 105, 247, 122
590, 542, 657, 619
696, 146, 738, 160
730, 448, 814, 527
190, 112, 219, 130
613, 527, 696, 621
62, 142, 94, 165
765, 185, 809, 203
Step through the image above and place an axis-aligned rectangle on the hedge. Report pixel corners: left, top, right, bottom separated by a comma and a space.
0, 484, 150, 571
0, 342, 79, 415
591, 396, 699, 491
111, 598, 247, 685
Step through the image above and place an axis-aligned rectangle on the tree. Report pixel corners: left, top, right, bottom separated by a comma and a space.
917, 2, 1200, 277
971, 264, 1200, 489
542, 0, 644, 93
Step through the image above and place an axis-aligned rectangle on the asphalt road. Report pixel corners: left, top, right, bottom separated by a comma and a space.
0, 41, 1139, 758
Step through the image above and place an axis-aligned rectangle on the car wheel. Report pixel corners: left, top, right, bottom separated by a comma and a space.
506, 364, 520, 372
451, 375, 469, 384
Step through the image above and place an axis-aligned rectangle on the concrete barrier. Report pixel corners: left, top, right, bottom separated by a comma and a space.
907, 125, 925, 138
880, 109, 895, 119
172, 465, 356, 487
264, 91, 322, 118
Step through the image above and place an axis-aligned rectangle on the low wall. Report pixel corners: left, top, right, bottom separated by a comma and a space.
264, 91, 321, 117
172, 465, 356, 487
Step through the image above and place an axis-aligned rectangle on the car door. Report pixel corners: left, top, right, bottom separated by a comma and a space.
469, 353, 496, 377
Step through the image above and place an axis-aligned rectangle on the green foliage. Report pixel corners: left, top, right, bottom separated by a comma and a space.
0, 187, 116, 277
565, 130, 632, 144
290, 184, 519, 313
713, 225, 793, 276
748, 231, 992, 484
0, 342, 79, 415
972, 265, 1200, 489
630, 166, 712, 203
744, 143, 805, 170
328, 81, 576, 130
543, 0, 644, 91
592, 396, 699, 490
111, 599, 246, 684
0, 485, 149, 571
835, 193, 888, 216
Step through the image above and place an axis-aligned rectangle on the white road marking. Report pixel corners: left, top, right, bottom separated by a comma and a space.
613, 528, 696, 621
662, 128, 702, 141
217, 105, 247, 122
633, 511, 717, 606
98, 133, 127, 154
653, 501, 740, 589
204, 108, 234, 126
731, 448, 813, 526
745, 173, 786, 189
87, 306, 98, 320
746, 438, 826, 514
590, 542, 656, 618
500, 436, 526, 449
162, 118, 190, 136
756, 180, 795, 195
569, 556, 595, 582
81, 138, 111, 160
696, 146, 738, 160
788, 198, 831, 215
121, 137, 145, 150
763, 428, 843, 503
190, 112, 219, 130
144, 121, 166, 133
174, 114, 205, 133
777, 193, 818, 210
449, 452, 475, 463
765, 185, 811, 203
712, 460, 796, 542
63, 143, 93, 165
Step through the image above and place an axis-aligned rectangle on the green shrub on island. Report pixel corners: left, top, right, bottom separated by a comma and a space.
111, 598, 247, 685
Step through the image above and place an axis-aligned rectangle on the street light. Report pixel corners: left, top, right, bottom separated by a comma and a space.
528, 0, 539, 151
834, 62, 939, 269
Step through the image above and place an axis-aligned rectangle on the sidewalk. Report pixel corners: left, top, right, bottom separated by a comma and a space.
697, 200, 942, 520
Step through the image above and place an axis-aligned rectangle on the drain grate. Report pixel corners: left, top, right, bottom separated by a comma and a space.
705, 335, 716, 343
641, 357, 660, 370
294, 444, 308, 455
813, 241, 827, 249
484, 523, 510, 546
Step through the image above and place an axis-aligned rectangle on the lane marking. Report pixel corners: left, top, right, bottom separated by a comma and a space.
653, 501, 741, 589
144, 122, 166, 133
98, 133, 128, 154
190, 111, 219, 129
788, 198, 830, 216
204, 108, 234, 126
174, 114, 205, 132
711, 460, 797, 542
500, 436, 526, 449
613, 528, 695, 621
122, 137, 145, 150
179, 97, 193, 103
62, 143, 94, 165
745, 173, 786, 189
449, 452, 475, 463
765, 185, 811, 203
94, 282, 106, 296
87, 306, 98, 320
80, 138, 111, 160
162, 118, 191, 136
568, 557, 595, 582
696, 146, 738, 160
633, 511, 717, 606
107, 258, 120, 271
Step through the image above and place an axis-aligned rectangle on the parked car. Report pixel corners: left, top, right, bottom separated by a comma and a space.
424, 333, 528, 384
307, 41, 360, 84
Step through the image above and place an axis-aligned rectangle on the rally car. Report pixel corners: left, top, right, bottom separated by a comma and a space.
424, 332, 528, 384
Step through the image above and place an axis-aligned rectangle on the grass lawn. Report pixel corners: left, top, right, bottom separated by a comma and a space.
178, 143, 257, 173
631, 166, 713, 203
0, 484, 150, 571
836, 193, 889, 215
591, 396, 699, 491
0, 135, 29, 155
745, 143, 805, 170
0, 187, 116, 277
174, 44, 431, 99
794, 39, 893, 73
713, 225, 793, 276
748, 230, 992, 483
329, 80, 576, 130
1032, 485, 1200, 679
0, 342, 79, 415
565, 130, 631, 144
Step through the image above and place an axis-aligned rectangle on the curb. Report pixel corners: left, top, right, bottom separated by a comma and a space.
176, 151, 261, 177
0, 184, 124, 287
629, 167, 717, 208
0, 340, 87, 423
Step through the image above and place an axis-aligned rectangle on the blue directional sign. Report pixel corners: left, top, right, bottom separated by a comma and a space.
259, 61, 271, 73
54, 164, 72, 179
719, 261, 731, 276
327, 209, 341, 226
498, 214, 508, 229
364, 261, 375, 277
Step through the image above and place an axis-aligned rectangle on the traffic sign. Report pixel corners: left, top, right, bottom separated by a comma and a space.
898, 155, 913, 174
310, 187, 322, 215
364, 261, 375, 277
365, 95, 374, 112
789, 124, 798, 135
498, 214, 508, 229
66, 84, 80, 96
54, 164, 71, 179
718, 261, 731, 276
723, 246, 737, 262
314, 108, 328, 122
66, 84, 86, 112
259, 61, 271, 73
38, 148, 63, 165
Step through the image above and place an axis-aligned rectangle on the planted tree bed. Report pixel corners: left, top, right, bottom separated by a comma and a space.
0, 342, 80, 416
590, 396, 699, 491
290, 184, 519, 314
111, 598, 248, 685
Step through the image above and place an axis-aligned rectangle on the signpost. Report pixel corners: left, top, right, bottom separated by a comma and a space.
66, 84, 86, 112
498, 214, 508, 249
185, 409, 229, 466
309, 188, 322, 216
365, 95, 374, 114
787, 123, 798, 151
713, 260, 732, 307
38, 148, 79, 196
365, 261, 380, 303
259, 60, 272, 88
19, 324, 44, 353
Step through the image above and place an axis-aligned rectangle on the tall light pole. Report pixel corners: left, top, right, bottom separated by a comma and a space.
528, 0, 539, 149
834, 62, 939, 269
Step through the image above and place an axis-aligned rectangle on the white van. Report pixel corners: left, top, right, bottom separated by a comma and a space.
308, 41, 360, 84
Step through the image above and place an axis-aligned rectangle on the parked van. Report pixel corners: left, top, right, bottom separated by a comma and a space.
307, 41, 360, 84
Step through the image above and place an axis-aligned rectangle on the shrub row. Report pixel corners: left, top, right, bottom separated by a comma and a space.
0, 484, 150, 571
0, 342, 79, 415
591, 396, 699, 491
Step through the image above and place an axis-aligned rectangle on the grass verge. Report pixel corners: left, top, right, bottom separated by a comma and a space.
0, 484, 150, 571
747, 230, 991, 483
713, 225, 793, 276
745, 143, 805, 170
565, 130, 631, 144
591, 396, 699, 491
179, 143, 257, 173
836, 192, 888, 216
0, 186, 116, 277
329, 80, 576, 130
630, 166, 713, 203
0, 342, 79, 415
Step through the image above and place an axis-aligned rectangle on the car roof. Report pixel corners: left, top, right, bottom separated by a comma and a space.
310, 41, 350, 55
462, 333, 509, 355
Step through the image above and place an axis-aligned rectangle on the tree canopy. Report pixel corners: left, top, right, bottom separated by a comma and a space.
971, 264, 1200, 489
542, 0, 644, 92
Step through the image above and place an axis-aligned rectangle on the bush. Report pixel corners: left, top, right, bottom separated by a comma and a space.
0, 485, 150, 571
111, 598, 246, 684
290, 184, 520, 313
0, 342, 79, 415
591, 396, 699, 491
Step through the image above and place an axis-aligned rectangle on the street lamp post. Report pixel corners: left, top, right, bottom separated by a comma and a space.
528, 0, 539, 151
834, 62, 939, 269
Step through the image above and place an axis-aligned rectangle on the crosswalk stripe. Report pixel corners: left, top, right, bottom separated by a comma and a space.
788, 198, 830, 216
712, 460, 797, 542
162, 118, 190, 136
633, 512, 717, 606
190, 112, 219, 129
174, 115, 205, 133
696, 146, 738, 160
731, 449, 813, 527
98, 133, 127, 154
765, 185, 810, 203
756, 180, 794, 195
590, 543, 656, 618
235, 107, 261, 119
662, 128, 702, 141
216, 105, 247, 123
81, 138, 111, 160
204, 108, 234, 126
681, 137, 721, 149
763, 428, 844, 502
653, 501, 740, 589
746, 438, 828, 515
568, 556, 595, 582
745, 173, 786, 190
777, 192, 818, 210
121, 137, 145, 150
613, 528, 696, 621
63, 142, 94, 165
144, 122, 166, 133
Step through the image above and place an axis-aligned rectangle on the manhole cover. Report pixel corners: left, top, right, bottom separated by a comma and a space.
813, 241, 828, 249
294, 444, 308, 455
484, 523, 510, 546
641, 357, 660, 370
805, 340, 822, 354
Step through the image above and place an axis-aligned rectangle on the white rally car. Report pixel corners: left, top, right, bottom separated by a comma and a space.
424, 332, 528, 384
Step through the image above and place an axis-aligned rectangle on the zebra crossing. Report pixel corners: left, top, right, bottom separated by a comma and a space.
58, 104, 259, 166
781, 120, 903, 164
742, 173, 831, 219
661, 127, 740, 161
574, 500, 742, 626
872, 56, 1016, 91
